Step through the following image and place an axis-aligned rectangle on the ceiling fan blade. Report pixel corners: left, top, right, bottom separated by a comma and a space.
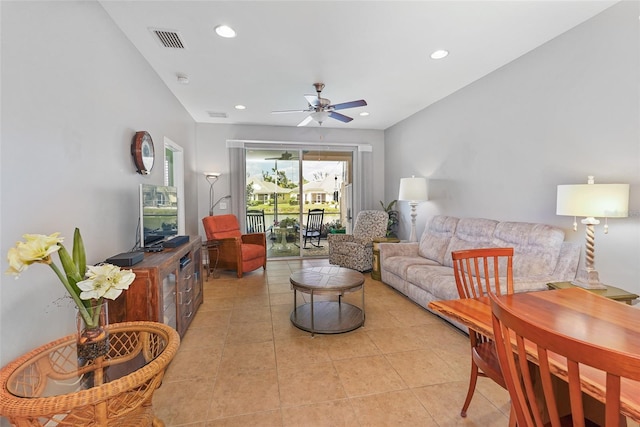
329, 111, 353, 123
272, 109, 310, 114
265, 151, 297, 160
297, 115, 314, 127
330, 99, 367, 110
304, 94, 320, 107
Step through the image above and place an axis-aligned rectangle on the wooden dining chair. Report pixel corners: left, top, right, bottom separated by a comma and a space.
490, 292, 640, 427
451, 247, 514, 418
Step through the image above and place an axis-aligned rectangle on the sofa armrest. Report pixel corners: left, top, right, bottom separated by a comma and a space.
378, 242, 419, 261
551, 241, 580, 281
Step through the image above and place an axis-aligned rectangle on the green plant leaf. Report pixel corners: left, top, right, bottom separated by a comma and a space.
380, 200, 398, 212
72, 228, 86, 279
58, 244, 84, 298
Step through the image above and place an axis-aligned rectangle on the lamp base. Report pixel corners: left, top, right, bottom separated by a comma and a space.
570, 270, 607, 290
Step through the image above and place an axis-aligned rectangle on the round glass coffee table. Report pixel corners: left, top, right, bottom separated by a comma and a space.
290, 266, 365, 335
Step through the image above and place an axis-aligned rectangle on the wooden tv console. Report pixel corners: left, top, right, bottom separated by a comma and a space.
109, 235, 203, 337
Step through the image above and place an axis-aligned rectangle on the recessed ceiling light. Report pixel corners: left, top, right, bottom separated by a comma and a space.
359, 112, 369, 117
235, 105, 246, 110
430, 49, 449, 60
176, 74, 189, 84
215, 25, 236, 38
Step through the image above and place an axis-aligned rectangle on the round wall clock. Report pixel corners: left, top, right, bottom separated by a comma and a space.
131, 131, 155, 175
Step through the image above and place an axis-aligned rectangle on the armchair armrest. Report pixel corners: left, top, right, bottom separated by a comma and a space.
328, 234, 356, 243
203, 239, 222, 249
329, 234, 372, 246
205, 237, 241, 251
241, 232, 266, 247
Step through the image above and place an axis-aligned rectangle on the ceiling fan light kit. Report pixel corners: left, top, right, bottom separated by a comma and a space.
273, 82, 367, 126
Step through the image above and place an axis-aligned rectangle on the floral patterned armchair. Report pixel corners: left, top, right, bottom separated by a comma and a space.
328, 210, 389, 272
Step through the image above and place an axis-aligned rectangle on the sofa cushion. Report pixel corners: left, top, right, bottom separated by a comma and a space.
443, 218, 499, 267
492, 222, 564, 277
417, 216, 459, 264
406, 265, 460, 301
383, 256, 441, 280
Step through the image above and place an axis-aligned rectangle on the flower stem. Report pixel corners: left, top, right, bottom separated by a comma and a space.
49, 263, 93, 326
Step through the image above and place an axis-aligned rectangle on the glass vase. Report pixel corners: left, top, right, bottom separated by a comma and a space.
76, 300, 109, 364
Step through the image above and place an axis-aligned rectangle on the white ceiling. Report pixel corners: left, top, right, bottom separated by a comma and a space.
100, 1, 617, 130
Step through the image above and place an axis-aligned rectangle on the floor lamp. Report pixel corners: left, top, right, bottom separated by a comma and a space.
556, 176, 629, 289
205, 172, 221, 216
398, 176, 428, 242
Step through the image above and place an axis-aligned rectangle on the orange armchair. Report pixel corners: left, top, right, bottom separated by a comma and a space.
202, 214, 267, 278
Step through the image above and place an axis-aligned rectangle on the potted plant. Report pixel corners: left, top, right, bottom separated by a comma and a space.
326, 219, 346, 234
278, 217, 298, 229
380, 200, 399, 237
277, 217, 299, 242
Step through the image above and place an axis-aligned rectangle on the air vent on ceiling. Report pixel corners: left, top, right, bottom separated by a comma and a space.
207, 111, 228, 119
150, 28, 186, 49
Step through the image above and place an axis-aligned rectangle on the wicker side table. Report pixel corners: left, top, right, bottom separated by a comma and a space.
0, 321, 180, 426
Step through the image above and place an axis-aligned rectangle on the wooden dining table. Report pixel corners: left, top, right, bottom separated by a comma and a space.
428, 287, 640, 423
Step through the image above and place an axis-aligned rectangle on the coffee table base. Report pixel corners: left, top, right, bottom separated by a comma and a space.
291, 301, 364, 334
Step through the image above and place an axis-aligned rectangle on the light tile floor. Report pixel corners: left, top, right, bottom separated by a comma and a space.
152, 258, 512, 426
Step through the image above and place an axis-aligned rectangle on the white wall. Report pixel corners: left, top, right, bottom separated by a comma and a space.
385, 2, 640, 294
0, 1, 197, 368
194, 123, 385, 237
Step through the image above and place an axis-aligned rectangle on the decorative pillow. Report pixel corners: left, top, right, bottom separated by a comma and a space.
418, 216, 459, 264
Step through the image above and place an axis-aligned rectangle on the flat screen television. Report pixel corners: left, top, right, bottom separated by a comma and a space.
139, 184, 179, 247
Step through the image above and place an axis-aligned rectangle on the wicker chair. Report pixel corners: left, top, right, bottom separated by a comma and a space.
202, 214, 267, 278
328, 210, 388, 272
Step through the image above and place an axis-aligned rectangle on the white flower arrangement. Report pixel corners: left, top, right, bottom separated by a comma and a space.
6, 228, 135, 329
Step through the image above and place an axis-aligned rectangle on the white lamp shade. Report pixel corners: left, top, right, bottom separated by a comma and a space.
556, 183, 629, 218
398, 177, 428, 202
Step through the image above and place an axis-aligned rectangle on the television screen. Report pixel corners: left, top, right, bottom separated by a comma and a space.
140, 184, 179, 247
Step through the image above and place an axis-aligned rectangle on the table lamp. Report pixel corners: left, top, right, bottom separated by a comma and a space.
398, 176, 428, 242
556, 176, 629, 289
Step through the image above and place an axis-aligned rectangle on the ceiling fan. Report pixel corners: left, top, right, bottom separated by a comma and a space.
272, 83, 367, 127
265, 150, 296, 161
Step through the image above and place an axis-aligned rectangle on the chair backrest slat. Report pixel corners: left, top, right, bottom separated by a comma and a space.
452, 248, 514, 299
246, 209, 266, 233
305, 209, 324, 233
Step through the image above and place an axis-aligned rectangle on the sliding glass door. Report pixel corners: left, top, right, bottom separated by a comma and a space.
244, 147, 352, 259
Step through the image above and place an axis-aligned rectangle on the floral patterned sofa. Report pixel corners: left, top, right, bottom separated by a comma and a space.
328, 210, 389, 272
379, 215, 581, 327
